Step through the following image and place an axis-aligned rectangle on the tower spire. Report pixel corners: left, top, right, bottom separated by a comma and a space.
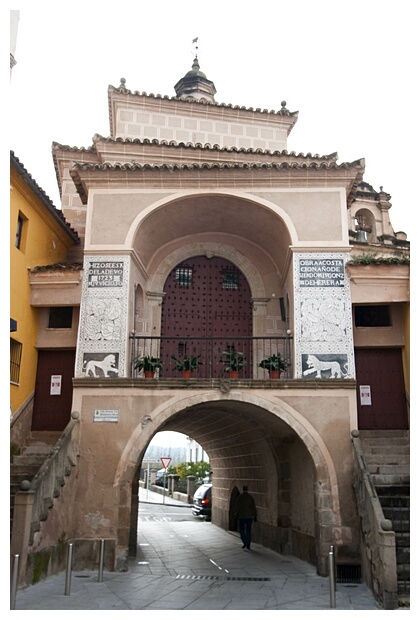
174, 39, 216, 103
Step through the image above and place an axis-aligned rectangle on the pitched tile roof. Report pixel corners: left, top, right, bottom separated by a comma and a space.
69, 158, 365, 204
53, 136, 337, 161
10, 151, 80, 243
107, 81, 299, 119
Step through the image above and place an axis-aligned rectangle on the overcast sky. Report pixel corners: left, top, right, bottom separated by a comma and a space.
9, 0, 417, 236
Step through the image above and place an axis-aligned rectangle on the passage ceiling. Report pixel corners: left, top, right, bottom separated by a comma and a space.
156, 399, 297, 460
133, 194, 291, 273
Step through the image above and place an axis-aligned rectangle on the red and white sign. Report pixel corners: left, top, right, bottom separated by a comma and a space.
360, 385, 372, 406
50, 375, 62, 395
160, 457, 172, 470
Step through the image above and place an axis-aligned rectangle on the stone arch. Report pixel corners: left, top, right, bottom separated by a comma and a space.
113, 391, 341, 573
354, 207, 377, 243
125, 190, 299, 252
114, 391, 338, 492
148, 241, 266, 299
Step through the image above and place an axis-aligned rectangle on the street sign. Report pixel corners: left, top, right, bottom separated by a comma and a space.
160, 457, 172, 469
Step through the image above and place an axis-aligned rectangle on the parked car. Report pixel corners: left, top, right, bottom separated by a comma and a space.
192, 483, 212, 520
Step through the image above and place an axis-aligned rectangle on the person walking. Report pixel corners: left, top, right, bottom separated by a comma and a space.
234, 485, 257, 550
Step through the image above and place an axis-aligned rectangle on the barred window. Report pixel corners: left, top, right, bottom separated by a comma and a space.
10, 338, 22, 384
175, 267, 193, 288
221, 267, 240, 290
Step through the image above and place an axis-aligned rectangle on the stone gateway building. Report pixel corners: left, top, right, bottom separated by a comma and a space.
11, 57, 409, 608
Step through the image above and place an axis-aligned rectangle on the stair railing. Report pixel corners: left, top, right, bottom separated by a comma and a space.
10, 413, 81, 586
351, 429, 398, 609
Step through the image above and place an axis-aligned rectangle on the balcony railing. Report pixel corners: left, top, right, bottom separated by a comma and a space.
129, 336, 293, 380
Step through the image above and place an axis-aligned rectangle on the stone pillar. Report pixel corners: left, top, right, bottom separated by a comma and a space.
150, 469, 157, 485
168, 474, 174, 496
168, 474, 180, 496
10, 489, 35, 585
187, 476, 196, 503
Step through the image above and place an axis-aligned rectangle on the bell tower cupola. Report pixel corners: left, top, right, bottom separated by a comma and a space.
174, 55, 217, 103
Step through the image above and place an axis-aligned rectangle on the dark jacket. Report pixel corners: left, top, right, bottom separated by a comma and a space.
234, 491, 257, 519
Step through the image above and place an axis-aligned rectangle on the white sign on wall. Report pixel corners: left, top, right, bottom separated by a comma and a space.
50, 375, 62, 395
360, 385, 372, 406
94, 409, 120, 422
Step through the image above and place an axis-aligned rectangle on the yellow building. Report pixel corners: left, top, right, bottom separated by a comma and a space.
10, 151, 79, 436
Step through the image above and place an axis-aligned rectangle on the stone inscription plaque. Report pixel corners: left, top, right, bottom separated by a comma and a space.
88, 261, 124, 288
299, 258, 345, 287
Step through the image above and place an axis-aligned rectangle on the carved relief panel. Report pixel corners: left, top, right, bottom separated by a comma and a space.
294, 252, 355, 379
76, 255, 130, 377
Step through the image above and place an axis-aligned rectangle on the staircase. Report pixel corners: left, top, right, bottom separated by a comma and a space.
10, 431, 61, 536
359, 430, 410, 605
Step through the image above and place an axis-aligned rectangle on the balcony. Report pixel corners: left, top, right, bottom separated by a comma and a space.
129, 336, 293, 380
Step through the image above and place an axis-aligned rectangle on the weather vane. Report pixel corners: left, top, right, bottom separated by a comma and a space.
192, 37, 199, 57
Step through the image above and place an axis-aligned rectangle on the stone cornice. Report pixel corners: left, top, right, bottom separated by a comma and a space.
107, 82, 299, 138
73, 377, 357, 390
69, 159, 365, 205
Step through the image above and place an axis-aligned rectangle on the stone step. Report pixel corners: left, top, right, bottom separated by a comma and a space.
398, 592, 410, 606
391, 520, 410, 534
397, 552, 410, 566
372, 473, 410, 486
375, 484, 410, 496
22, 443, 56, 456
359, 430, 409, 439
12, 453, 49, 467
25, 430, 61, 446
10, 472, 35, 486
364, 454, 410, 465
396, 540, 410, 555
368, 464, 409, 475
10, 462, 41, 475
363, 444, 410, 456
382, 505, 410, 519
361, 435, 409, 445
397, 564, 410, 580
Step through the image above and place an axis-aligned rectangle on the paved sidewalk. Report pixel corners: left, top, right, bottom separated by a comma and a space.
13, 489, 381, 611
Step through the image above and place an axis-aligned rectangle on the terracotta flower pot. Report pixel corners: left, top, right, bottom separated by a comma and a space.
230, 371, 239, 379
269, 370, 281, 379
144, 370, 154, 378
182, 370, 192, 379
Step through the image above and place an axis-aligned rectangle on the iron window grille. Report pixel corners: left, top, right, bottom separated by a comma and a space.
175, 267, 193, 288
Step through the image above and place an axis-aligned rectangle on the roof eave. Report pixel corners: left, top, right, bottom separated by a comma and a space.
11, 151, 80, 244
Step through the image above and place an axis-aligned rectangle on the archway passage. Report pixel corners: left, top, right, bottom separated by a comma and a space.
130, 398, 336, 574
161, 256, 252, 378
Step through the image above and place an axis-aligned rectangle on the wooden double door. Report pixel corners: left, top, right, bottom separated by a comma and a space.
161, 257, 252, 378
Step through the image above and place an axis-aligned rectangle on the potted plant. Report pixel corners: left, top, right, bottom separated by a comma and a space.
258, 353, 286, 379
171, 355, 202, 378
221, 350, 246, 378
134, 355, 163, 378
